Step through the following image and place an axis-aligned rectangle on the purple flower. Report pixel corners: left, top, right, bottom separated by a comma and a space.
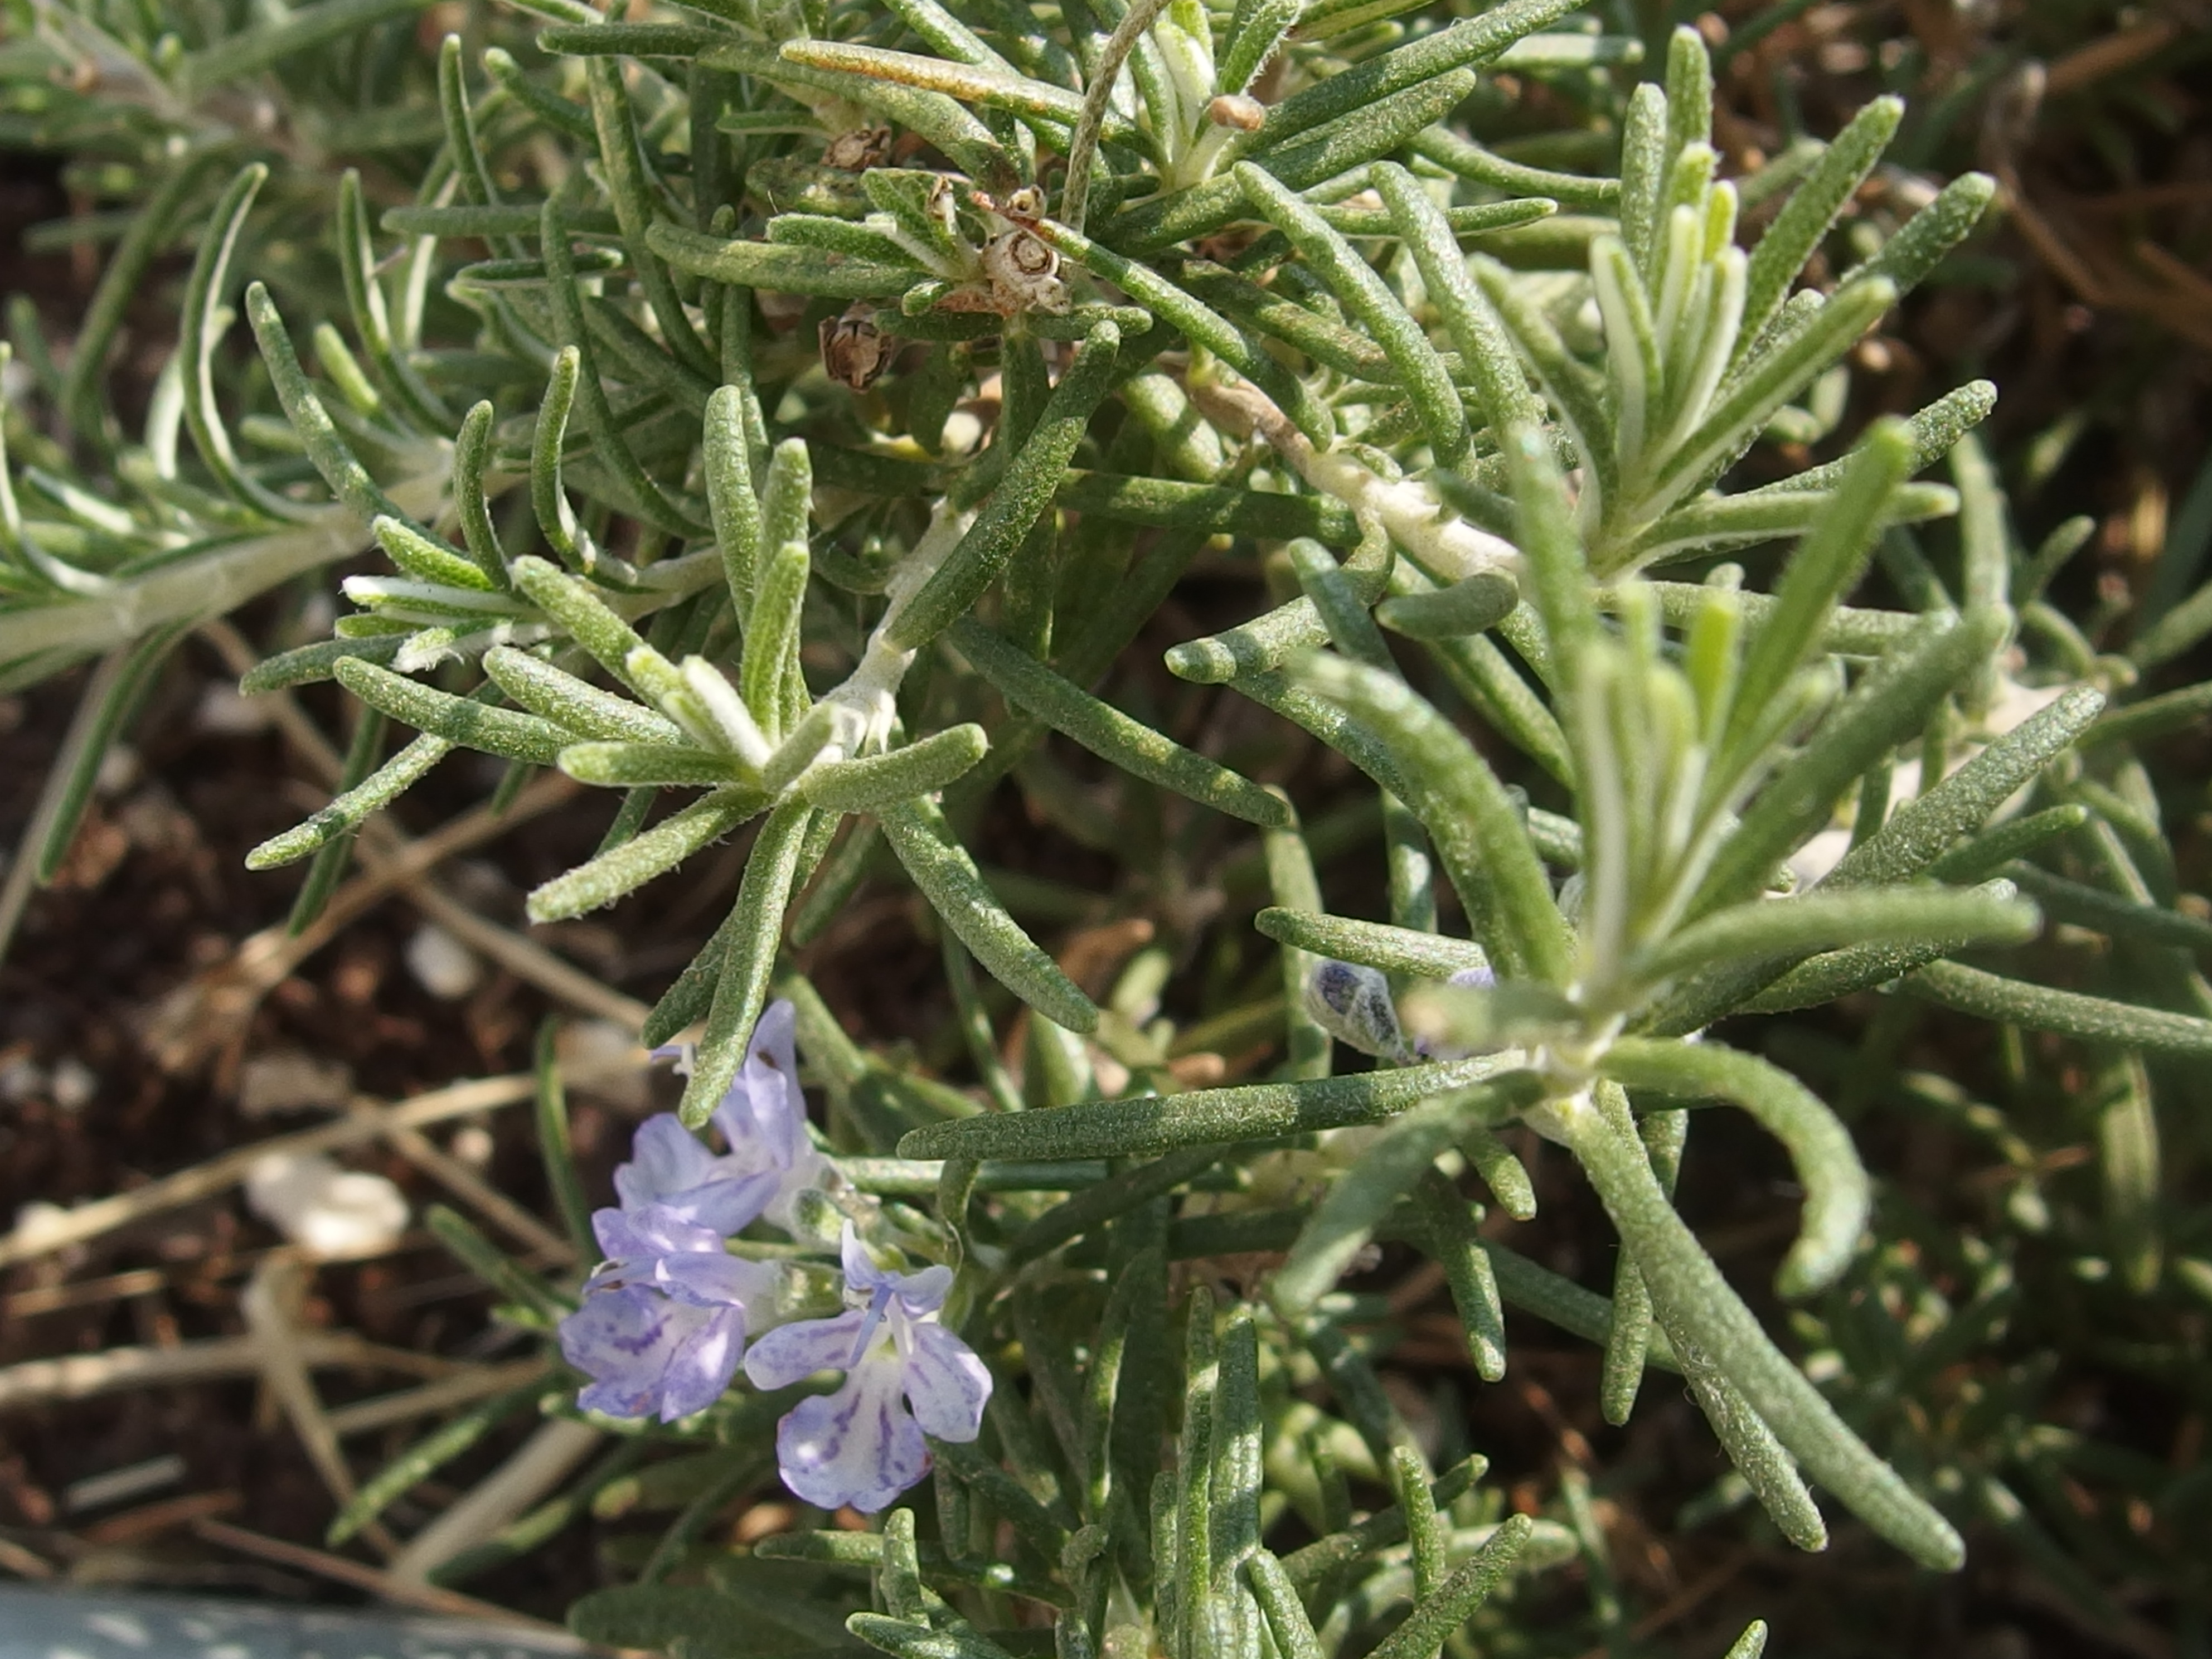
742, 1225, 991, 1514
559, 1204, 778, 1423
653, 1000, 831, 1231
614, 1115, 780, 1235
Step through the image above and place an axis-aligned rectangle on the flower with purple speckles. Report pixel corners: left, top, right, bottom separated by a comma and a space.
558, 1204, 778, 1423
741, 1225, 991, 1513
653, 1000, 831, 1230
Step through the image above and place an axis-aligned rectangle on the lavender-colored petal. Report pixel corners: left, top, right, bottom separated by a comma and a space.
667, 1169, 782, 1238
594, 1203, 724, 1264
1447, 964, 1497, 989
614, 1115, 721, 1212
893, 1264, 954, 1314
744, 1310, 869, 1391
837, 1224, 953, 1311
657, 1249, 777, 1309
561, 1286, 688, 1420
658, 1306, 748, 1422
562, 1288, 747, 1423
899, 1319, 992, 1442
773, 1359, 929, 1514
744, 999, 810, 1170
714, 999, 804, 1167
838, 1223, 887, 1291
589, 1205, 632, 1265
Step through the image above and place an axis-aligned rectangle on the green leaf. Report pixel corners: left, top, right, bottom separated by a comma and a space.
334, 659, 570, 765
1364, 1515, 1532, 1659
1037, 220, 1332, 445
481, 647, 684, 744
1254, 908, 1490, 983
328, 1379, 543, 1545
568, 1585, 756, 1659
2081, 678, 2212, 750
1737, 96, 1902, 355
426, 1203, 569, 1322
742, 539, 809, 743
1602, 1037, 1870, 1297
880, 795, 1098, 1032
898, 1057, 1537, 1162
1238, 0, 1580, 159
950, 619, 1289, 828
1245, 1550, 1325, 1659
526, 788, 765, 922
1234, 165, 1468, 468
1286, 653, 1572, 984
180, 0, 435, 96
1556, 1090, 1963, 1569
1725, 419, 1917, 751
1740, 877, 2027, 1011
648, 222, 918, 299
557, 741, 749, 789
675, 802, 817, 1128
801, 725, 990, 813
1627, 886, 2039, 997
889, 324, 1123, 651
1822, 685, 2104, 888
1274, 1078, 1527, 1314
246, 727, 456, 870
23, 624, 187, 891
1901, 961, 2212, 1056
1410, 1170, 1507, 1378
1689, 608, 2007, 916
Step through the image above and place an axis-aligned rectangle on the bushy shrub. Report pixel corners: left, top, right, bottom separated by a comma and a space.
4, 0, 2206, 1651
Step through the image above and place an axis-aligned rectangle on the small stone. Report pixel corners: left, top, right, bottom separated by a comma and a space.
12, 1200, 74, 1250
0, 1055, 44, 1103
245, 1151, 409, 1259
237, 1050, 355, 1118
94, 745, 140, 797
48, 1058, 95, 1113
449, 1123, 495, 1167
195, 681, 271, 734
405, 924, 483, 1001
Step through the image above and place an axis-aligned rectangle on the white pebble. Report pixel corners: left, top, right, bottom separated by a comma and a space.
0, 1056, 44, 1103
246, 1151, 410, 1259
48, 1058, 96, 1113
94, 745, 140, 797
450, 1124, 496, 1167
12, 1200, 75, 1249
406, 924, 483, 1000
195, 681, 271, 735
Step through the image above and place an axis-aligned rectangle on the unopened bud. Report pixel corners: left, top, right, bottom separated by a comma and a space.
1303, 959, 1409, 1061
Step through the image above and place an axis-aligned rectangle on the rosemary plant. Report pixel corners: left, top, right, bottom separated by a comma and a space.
6, 0, 2209, 1649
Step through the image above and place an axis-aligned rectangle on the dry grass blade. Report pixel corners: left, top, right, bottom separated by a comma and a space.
373, 1112, 577, 1264
324, 1360, 551, 1439
0, 1070, 561, 1270
388, 1418, 606, 1586
239, 1255, 399, 1556
189, 1516, 577, 1633
0, 1330, 458, 1408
